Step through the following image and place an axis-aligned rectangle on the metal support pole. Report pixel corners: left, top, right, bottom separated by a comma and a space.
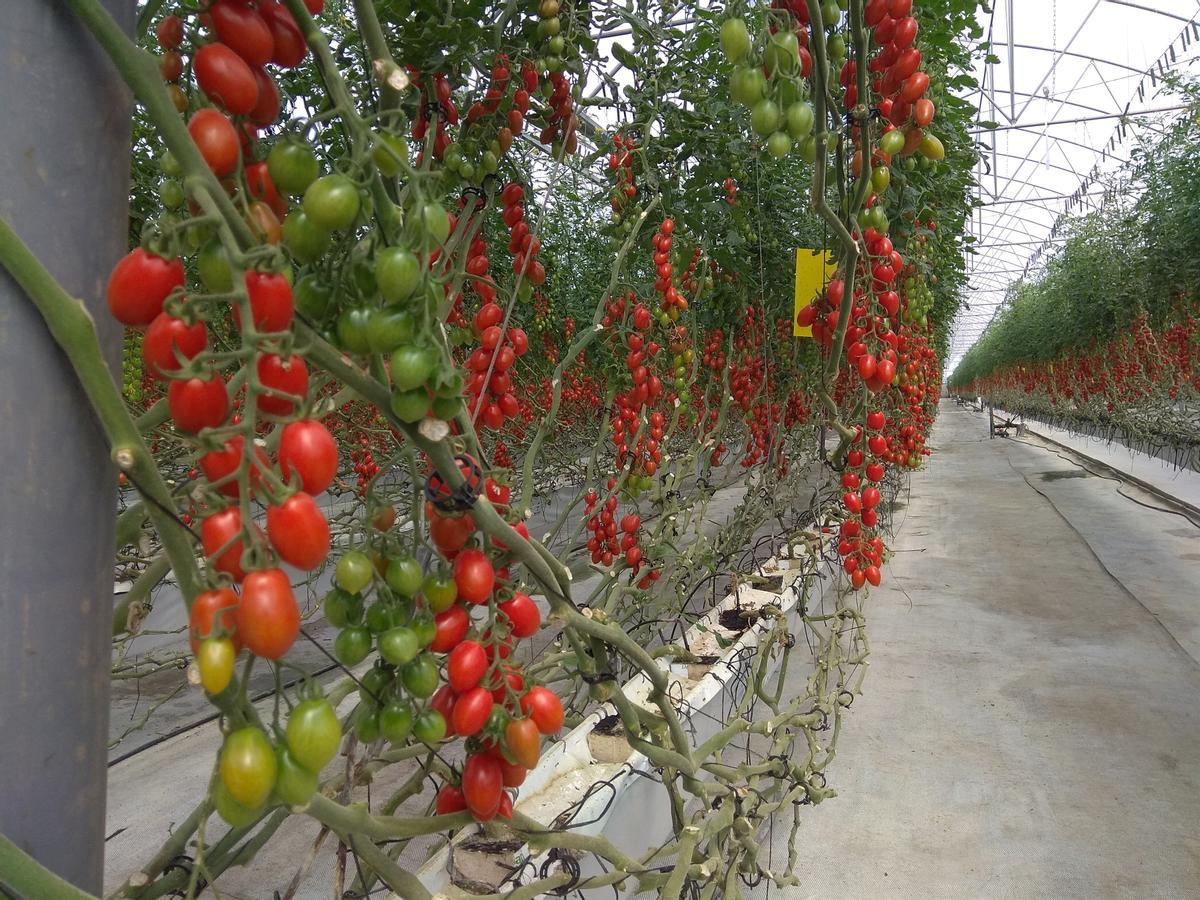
0, 1, 134, 891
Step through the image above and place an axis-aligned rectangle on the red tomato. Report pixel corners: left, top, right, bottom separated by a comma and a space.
304, 0, 325, 11
156, 14, 184, 49
201, 507, 252, 582
189, 587, 241, 654
430, 684, 458, 733
199, 435, 268, 498
237, 568, 300, 659
462, 753, 503, 821
451, 686, 494, 737
520, 686, 564, 735
210, 0, 275, 67
488, 665, 525, 705
239, 270, 294, 333
447, 640, 487, 692
495, 754, 526, 788
194, 42, 259, 115
430, 605, 470, 653
159, 51, 183, 82
496, 792, 513, 819
914, 98, 935, 127
430, 510, 475, 555
453, 549, 494, 604
267, 492, 329, 570
168, 375, 229, 433
497, 593, 540, 638
106, 248, 185, 327
258, 1, 307, 68
505, 716, 541, 769
278, 420, 338, 494
244, 161, 288, 219
436, 784, 467, 814
248, 66, 282, 125
188, 108, 241, 178
256, 353, 308, 416
142, 313, 206, 379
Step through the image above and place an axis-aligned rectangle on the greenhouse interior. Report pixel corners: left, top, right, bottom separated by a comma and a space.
1, 0, 1199, 897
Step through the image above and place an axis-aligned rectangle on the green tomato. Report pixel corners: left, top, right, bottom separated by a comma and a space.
385, 555, 423, 597
379, 626, 420, 666
220, 727, 277, 809
420, 201, 451, 246
303, 174, 360, 231
197, 240, 233, 293
401, 652, 439, 698
431, 395, 463, 421
390, 387, 429, 423
213, 781, 264, 828
159, 151, 183, 177
282, 209, 332, 264
872, 165, 891, 193
412, 709, 446, 744
268, 138, 320, 195
767, 131, 792, 159
785, 102, 814, 138
360, 665, 391, 705
158, 180, 185, 209
879, 129, 906, 157
365, 599, 396, 634
764, 31, 799, 76
295, 275, 335, 322
750, 99, 781, 137
375, 247, 422, 304
730, 66, 766, 106
411, 612, 437, 648
274, 747, 318, 806
422, 571, 458, 613
389, 344, 436, 391
720, 18, 752, 64
366, 307, 415, 354
335, 307, 374, 355
797, 136, 817, 163
334, 626, 372, 666
379, 701, 414, 744
336, 550, 374, 593
324, 588, 362, 628
372, 132, 409, 178
352, 704, 381, 743
286, 698, 343, 772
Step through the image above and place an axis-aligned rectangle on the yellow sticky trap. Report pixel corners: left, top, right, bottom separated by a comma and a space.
794, 248, 833, 338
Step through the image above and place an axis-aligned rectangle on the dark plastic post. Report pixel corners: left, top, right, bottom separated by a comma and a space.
0, 0, 134, 891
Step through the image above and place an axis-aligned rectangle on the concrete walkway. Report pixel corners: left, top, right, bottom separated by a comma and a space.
759, 401, 1200, 899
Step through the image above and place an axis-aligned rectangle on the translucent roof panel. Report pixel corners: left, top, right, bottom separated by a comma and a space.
947, 0, 1200, 376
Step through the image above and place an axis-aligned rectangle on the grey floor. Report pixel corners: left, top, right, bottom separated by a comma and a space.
755, 402, 1200, 899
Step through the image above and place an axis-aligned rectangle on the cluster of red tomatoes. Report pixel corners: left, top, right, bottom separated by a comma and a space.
723, 177, 738, 205
464, 302, 531, 431
608, 133, 638, 214
652, 219, 689, 319
584, 488, 657, 586
414, 479, 563, 821
538, 71, 580, 153
837, 411, 890, 590
500, 182, 547, 287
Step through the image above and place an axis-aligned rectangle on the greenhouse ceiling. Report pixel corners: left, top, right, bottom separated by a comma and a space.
947, 0, 1200, 376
